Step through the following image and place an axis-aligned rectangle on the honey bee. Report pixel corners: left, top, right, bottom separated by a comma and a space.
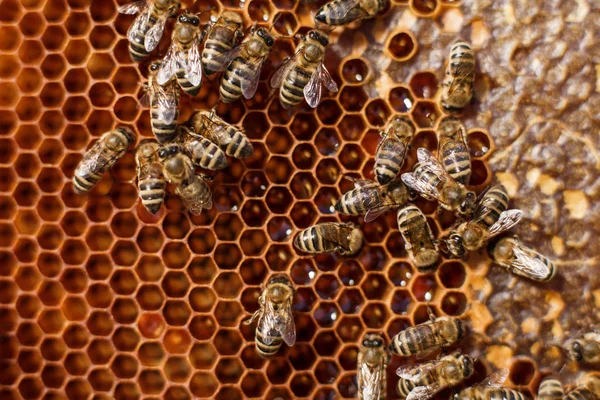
357, 333, 390, 400
176, 126, 228, 171
441, 40, 475, 112
564, 331, 600, 364
390, 315, 465, 357
159, 143, 213, 215
119, 0, 180, 62
315, 0, 386, 26
455, 369, 528, 400
244, 274, 296, 358
135, 139, 166, 214
219, 25, 275, 103
201, 11, 245, 76
436, 116, 470, 185
335, 177, 415, 222
564, 385, 597, 400
73, 127, 136, 194
401, 148, 477, 216
187, 110, 253, 158
442, 185, 524, 259
537, 376, 564, 400
490, 237, 557, 282
294, 222, 364, 256
142, 60, 179, 144
374, 116, 415, 185
270, 29, 339, 109
397, 205, 439, 272
157, 13, 204, 96
397, 353, 474, 400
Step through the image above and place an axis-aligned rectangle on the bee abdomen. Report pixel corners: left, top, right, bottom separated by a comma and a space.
391, 325, 437, 356
190, 139, 228, 170
295, 226, 333, 253
280, 66, 313, 108
441, 143, 471, 185
375, 149, 405, 185
538, 378, 564, 400
489, 389, 527, 400
202, 39, 231, 76
73, 171, 104, 194
398, 378, 417, 398
138, 178, 166, 214
150, 108, 178, 144
225, 130, 253, 158
175, 68, 201, 96
565, 387, 595, 400
255, 326, 282, 358
220, 58, 245, 103
449, 42, 475, 75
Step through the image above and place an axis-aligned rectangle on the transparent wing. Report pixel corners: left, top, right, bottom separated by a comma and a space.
144, 9, 170, 52
303, 66, 323, 108
397, 359, 447, 380
119, 1, 145, 14
360, 362, 382, 400
241, 57, 267, 99
185, 34, 203, 87
342, 175, 376, 189
215, 44, 245, 74
127, 6, 151, 43
201, 115, 231, 145
270, 49, 303, 89
417, 147, 452, 180
479, 369, 509, 388
259, 300, 279, 346
154, 82, 178, 125
335, 0, 372, 21
157, 44, 178, 85
447, 53, 474, 95
75, 140, 114, 177
176, 177, 211, 215
487, 210, 524, 237
407, 384, 440, 400
401, 172, 441, 200
511, 245, 553, 281
139, 84, 151, 108
275, 299, 296, 346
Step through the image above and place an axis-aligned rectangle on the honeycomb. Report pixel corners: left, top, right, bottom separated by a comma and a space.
1, 0, 599, 399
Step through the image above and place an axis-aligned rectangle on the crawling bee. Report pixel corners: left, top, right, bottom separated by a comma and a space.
397, 353, 474, 400
436, 116, 470, 185
442, 185, 523, 259
401, 148, 477, 216
119, 0, 180, 62
390, 315, 465, 357
135, 139, 166, 214
537, 376, 564, 400
564, 385, 597, 400
294, 222, 364, 256
490, 237, 556, 282
357, 333, 390, 400
73, 127, 136, 194
202, 11, 245, 76
397, 205, 439, 272
315, 0, 386, 26
187, 110, 253, 158
270, 29, 338, 109
335, 177, 415, 222
564, 331, 600, 364
441, 40, 475, 112
245, 274, 295, 358
159, 143, 212, 215
142, 60, 179, 144
219, 25, 275, 103
176, 126, 228, 171
455, 369, 528, 400
157, 13, 204, 96
374, 116, 415, 185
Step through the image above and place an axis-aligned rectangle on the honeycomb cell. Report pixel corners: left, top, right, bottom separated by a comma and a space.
411, 100, 440, 128
265, 156, 294, 184
468, 130, 492, 158
40, 110, 66, 136
313, 302, 341, 328
61, 267, 88, 293
241, 171, 269, 198
113, 382, 141, 400
42, 364, 67, 388
412, 274, 437, 301
290, 372, 316, 397
18, 348, 44, 373
470, 159, 489, 186
16, 237, 40, 263
16, 293, 42, 318
65, 351, 92, 375
510, 358, 536, 385
339, 288, 365, 314
441, 291, 468, 316
438, 261, 466, 288
342, 58, 370, 84
17, 67, 43, 95
15, 208, 40, 234
0, 26, 22, 51
387, 31, 417, 61
190, 371, 219, 398
20, 11, 46, 37
111, 354, 138, 379
338, 372, 358, 398
19, 376, 44, 399
290, 112, 319, 141
241, 371, 268, 398
136, 286, 164, 312
89, 368, 115, 392
63, 324, 89, 349
19, 39, 44, 64
41, 25, 67, 51
139, 369, 167, 394
165, 356, 192, 382
239, 258, 268, 285
365, 99, 392, 127
87, 338, 115, 365
112, 297, 139, 324
314, 187, 339, 214
266, 126, 294, 155
215, 357, 244, 383
213, 185, 244, 212
339, 114, 367, 142
289, 343, 317, 370
361, 303, 389, 329
391, 289, 413, 314
109, 270, 138, 296
163, 329, 192, 354
272, 11, 297, 35
413, 304, 439, 325
290, 172, 318, 200
265, 358, 293, 385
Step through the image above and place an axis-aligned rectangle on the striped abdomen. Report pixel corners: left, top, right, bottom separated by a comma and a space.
138, 175, 166, 214
439, 138, 471, 185
150, 100, 178, 144
391, 324, 441, 356
220, 56, 249, 103
397, 205, 438, 271
295, 226, 336, 253
186, 137, 228, 170
477, 185, 509, 228
255, 321, 282, 358
375, 139, 408, 185
202, 26, 236, 76
449, 41, 475, 78
517, 249, 556, 282
413, 164, 443, 195
316, 0, 384, 25
129, 7, 163, 62
176, 51, 201, 96
224, 128, 253, 158
280, 56, 318, 109
336, 187, 380, 215
73, 169, 105, 194
398, 370, 434, 398
487, 389, 528, 400
565, 387, 595, 400
538, 378, 564, 400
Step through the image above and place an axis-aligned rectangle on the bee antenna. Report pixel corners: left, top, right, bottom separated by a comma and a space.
268, 13, 282, 30
195, 6, 216, 17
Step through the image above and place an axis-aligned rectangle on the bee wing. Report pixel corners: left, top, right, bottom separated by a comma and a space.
479, 369, 509, 388
157, 44, 178, 85
202, 115, 232, 145
176, 177, 212, 215
275, 300, 296, 346
407, 384, 440, 400
139, 84, 151, 108
75, 140, 114, 177
119, 1, 145, 14
259, 301, 279, 346
184, 34, 203, 87
127, 6, 151, 43
447, 54, 474, 95
511, 244, 553, 281
401, 172, 440, 200
270, 48, 303, 89
417, 147, 451, 179
396, 366, 423, 381
241, 57, 267, 99
144, 9, 170, 52
215, 44, 246, 73
585, 332, 600, 342
319, 223, 351, 251
342, 175, 376, 189
154, 82, 178, 125
336, 0, 373, 20
304, 62, 338, 108
360, 361, 383, 400
486, 209, 524, 238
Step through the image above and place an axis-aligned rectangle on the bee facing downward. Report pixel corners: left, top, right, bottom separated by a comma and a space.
357, 333, 390, 400
436, 116, 471, 185
315, 0, 387, 26
397, 205, 439, 272
294, 222, 364, 256
374, 116, 415, 185
270, 29, 338, 109
142, 60, 179, 144
135, 139, 166, 214
202, 11, 245, 76
157, 13, 204, 96
441, 40, 475, 112
245, 274, 296, 358
73, 127, 136, 194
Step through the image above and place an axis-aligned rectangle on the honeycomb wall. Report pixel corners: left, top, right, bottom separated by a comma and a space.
0, 0, 598, 399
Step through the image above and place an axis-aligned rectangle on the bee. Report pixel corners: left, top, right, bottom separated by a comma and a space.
159, 143, 212, 215
201, 11, 245, 76
315, 0, 386, 26
564, 385, 597, 400
294, 222, 364, 256
441, 40, 475, 112
244, 274, 296, 358
141, 60, 179, 144
157, 13, 204, 96
135, 139, 166, 214
357, 333, 390, 400
390, 315, 465, 357
176, 126, 228, 171
436, 116, 470, 185
397, 205, 439, 272
335, 177, 415, 222
442, 185, 523, 259
401, 148, 477, 216
270, 29, 339, 109
564, 331, 600, 364
73, 127, 136, 194
455, 368, 528, 400
397, 353, 474, 400
187, 110, 253, 158
119, 0, 180, 62
490, 237, 557, 281
374, 116, 415, 185
537, 377, 564, 400
219, 25, 275, 103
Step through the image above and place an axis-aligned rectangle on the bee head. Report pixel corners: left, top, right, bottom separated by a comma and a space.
256, 28, 275, 47
444, 233, 465, 258
158, 144, 180, 159
362, 334, 384, 348
308, 30, 329, 46
454, 319, 466, 340
567, 340, 584, 361
459, 191, 477, 215
459, 355, 474, 377
149, 61, 162, 72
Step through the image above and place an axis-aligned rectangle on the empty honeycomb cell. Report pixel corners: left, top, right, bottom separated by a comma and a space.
412, 100, 440, 128
290, 201, 319, 229
469, 159, 489, 186
87, 310, 114, 336
268, 216, 294, 242
290, 372, 316, 397
339, 287, 366, 313
38, 280, 66, 307
40, 110, 66, 136
84, 226, 113, 251
15, 208, 40, 234
15, 236, 40, 263
136, 284, 165, 311
314, 187, 339, 214
438, 261, 466, 288
60, 210, 88, 237
111, 354, 138, 379
215, 357, 244, 383
242, 112, 270, 140
163, 329, 192, 354
410, 0, 441, 17
289, 343, 317, 371
215, 301, 244, 327
40, 26, 67, 52
114, 381, 141, 400
89, 82, 116, 108
17, 67, 44, 95
64, 69, 90, 93
17, 96, 44, 121
15, 265, 41, 292
241, 371, 269, 398
36, 167, 64, 194
360, 273, 390, 300
313, 302, 341, 328
214, 329, 244, 355
109, 271, 137, 296
87, 53, 116, 80
294, 287, 317, 312
241, 172, 269, 198
160, 213, 189, 240
63, 324, 90, 349
213, 186, 244, 212
413, 129, 438, 152
265, 156, 294, 185
62, 95, 91, 122
189, 315, 217, 341
266, 127, 294, 154
88, 368, 115, 392
18, 347, 44, 373
0, 223, 17, 248
365, 99, 392, 127
0, 196, 17, 221
241, 344, 265, 369
19, 39, 44, 64
389, 86, 415, 113
15, 321, 42, 346
361, 302, 389, 328
138, 342, 165, 367
265, 358, 293, 385
65, 11, 91, 36
87, 338, 115, 365
291, 143, 317, 170
112, 298, 139, 324
441, 291, 467, 316
341, 58, 370, 84
159, 242, 191, 270
41, 54, 67, 80
42, 364, 67, 388
139, 369, 165, 394
410, 71, 439, 99
20, 12, 46, 36
240, 287, 260, 314
39, 138, 65, 163
16, 293, 42, 318
337, 372, 357, 398
412, 274, 437, 301
59, 238, 88, 265
316, 159, 341, 185
510, 358, 536, 385
43, 0, 67, 22
89, 0, 115, 22
290, 113, 319, 141
391, 288, 413, 315
110, 328, 137, 353
387, 30, 417, 61
0, 25, 22, 51
316, 360, 340, 385
19, 376, 44, 399
190, 371, 219, 398
239, 259, 268, 285
65, 351, 92, 375
358, 245, 388, 271
0, 83, 19, 109
296, 312, 318, 342
89, 25, 116, 50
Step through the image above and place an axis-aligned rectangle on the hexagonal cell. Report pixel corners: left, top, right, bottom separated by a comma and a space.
341, 57, 370, 84
188, 256, 217, 284
470, 159, 489, 186
412, 304, 439, 325
110, 326, 139, 352
361, 273, 390, 301
290, 372, 316, 397
412, 274, 438, 302
189, 315, 217, 340
19, 376, 44, 399
265, 156, 294, 185
19, 39, 44, 64
509, 358, 536, 385
411, 100, 440, 128
140, 369, 168, 395
337, 260, 363, 287
288, 343, 317, 371
468, 129, 492, 158
338, 86, 368, 113
409, 0, 441, 17
290, 172, 318, 200
291, 143, 317, 170
61, 267, 88, 293
290, 112, 319, 141
314, 187, 339, 215
441, 291, 468, 316
266, 126, 294, 154
365, 99, 392, 127
339, 114, 367, 142
111, 354, 138, 379
272, 11, 297, 35
410, 71, 439, 99
361, 303, 389, 329
41, 364, 67, 388
137, 342, 165, 367
438, 261, 467, 288
189, 371, 219, 398
90, 25, 116, 49
138, 313, 166, 339
112, 297, 139, 324
240, 370, 268, 398
313, 302, 340, 328
241, 171, 269, 198
215, 357, 244, 384
88, 338, 115, 365
17, 67, 43, 94
162, 242, 190, 269
391, 288, 414, 315
65, 351, 92, 376
265, 243, 294, 272
386, 30, 417, 61
0, 25, 22, 51
238, 259, 267, 286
